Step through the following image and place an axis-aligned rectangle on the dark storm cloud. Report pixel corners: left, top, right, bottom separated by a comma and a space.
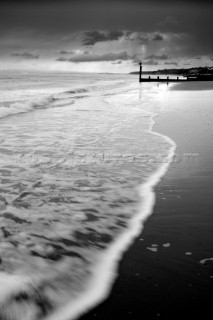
1, 0, 213, 63
56, 57, 68, 62
69, 51, 131, 62
153, 33, 164, 41
11, 52, 39, 59
164, 61, 178, 66
83, 31, 125, 46
126, 31, 163, 43
56, 51, 132, 62
59, 50, 75, 55
132, 56, 159, 65
83, 31, 107, 46
135, 35, 149, 43
125, 32, 150, 43
145, 54, 169, 60
144, 60, 159, 66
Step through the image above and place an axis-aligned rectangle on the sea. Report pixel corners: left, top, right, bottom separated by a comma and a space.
0, 71, 176, 320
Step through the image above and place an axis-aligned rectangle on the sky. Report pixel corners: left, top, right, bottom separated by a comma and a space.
0, 0, 213, 73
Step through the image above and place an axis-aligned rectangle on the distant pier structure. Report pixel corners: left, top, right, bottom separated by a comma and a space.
139, 62, 142, 82
138, 62, 213, 82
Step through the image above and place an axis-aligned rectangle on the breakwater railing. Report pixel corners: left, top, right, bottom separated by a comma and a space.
138, 63, 213, 82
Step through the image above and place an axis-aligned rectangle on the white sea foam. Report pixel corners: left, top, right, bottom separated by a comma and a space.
0, 273, 31, 304
45, 112, 176, 320
0, 97, 53, 118
0, 88, 91, 119
0, 71, 176, 320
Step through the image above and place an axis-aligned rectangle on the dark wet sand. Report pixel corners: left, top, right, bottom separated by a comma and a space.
79, 83, 213, 320
170, 80, 213, 91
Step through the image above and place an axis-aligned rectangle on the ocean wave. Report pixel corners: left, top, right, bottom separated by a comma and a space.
0, 88, 89, 119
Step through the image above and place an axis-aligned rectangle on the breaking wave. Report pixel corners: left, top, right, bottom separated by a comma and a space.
0, 88, 89, 119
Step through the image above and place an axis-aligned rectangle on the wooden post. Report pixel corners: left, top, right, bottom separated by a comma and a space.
139, 62, 142, 82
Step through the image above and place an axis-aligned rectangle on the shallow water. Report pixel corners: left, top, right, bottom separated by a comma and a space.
0, 72, 174, 320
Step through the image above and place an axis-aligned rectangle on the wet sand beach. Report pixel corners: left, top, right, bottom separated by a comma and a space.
79, 82, 213, 320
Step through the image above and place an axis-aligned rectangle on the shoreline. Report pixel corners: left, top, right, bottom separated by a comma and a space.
78, 82, 213, 320
47, 108, 176, 320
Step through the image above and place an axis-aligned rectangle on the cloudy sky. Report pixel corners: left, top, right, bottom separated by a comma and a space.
1, 0, 213, 73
